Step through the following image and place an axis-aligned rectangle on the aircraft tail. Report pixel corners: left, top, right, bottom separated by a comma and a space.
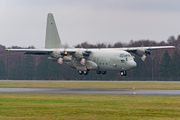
45, 13, 63, 49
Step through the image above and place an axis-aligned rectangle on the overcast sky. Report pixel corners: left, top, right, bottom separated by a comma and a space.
0, 0, 180, 48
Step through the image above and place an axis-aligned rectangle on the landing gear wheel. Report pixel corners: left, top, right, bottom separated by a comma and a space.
96, 70, 101, 74
84, 70, 89, 75
120, 71, 127, 76
78, 71, 84, 75
102, 71, 107, 75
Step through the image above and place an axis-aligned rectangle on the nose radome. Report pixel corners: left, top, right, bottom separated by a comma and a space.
130, 60, 137, 68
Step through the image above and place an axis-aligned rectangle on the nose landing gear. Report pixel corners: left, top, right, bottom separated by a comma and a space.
120, 71, 127, 76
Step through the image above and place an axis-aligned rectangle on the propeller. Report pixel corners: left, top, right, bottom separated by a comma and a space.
57, 57, 63, 64
57, 43, 69, 64
80, 51, 89, 65
141, 42, 158, 61
80, 58, 86, 65
75, 49, 89, 65
50, 43, 70, 64
141, 49, 151, 61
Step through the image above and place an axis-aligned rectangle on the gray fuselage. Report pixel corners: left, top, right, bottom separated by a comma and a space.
64, 49, 137, 72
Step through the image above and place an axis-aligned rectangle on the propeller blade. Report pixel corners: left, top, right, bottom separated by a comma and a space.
141, 55, 147, 62
57, 58, 63, 64
80, 58, 86, 65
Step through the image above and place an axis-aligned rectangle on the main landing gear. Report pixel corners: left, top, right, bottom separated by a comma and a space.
96, 71, 107, 75
78, 70, 89, 75
78, 70, 107, 75
120, 71, 127, 76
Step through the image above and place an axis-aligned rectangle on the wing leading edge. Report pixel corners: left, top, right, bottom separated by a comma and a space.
120, 46, 175, 52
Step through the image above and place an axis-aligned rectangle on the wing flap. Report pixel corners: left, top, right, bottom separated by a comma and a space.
6, 48, 79, 55
6, 49, 53, 55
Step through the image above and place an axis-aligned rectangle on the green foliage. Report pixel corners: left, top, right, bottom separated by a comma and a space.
22, 55, 35, 79
159, 50, 171, 77
35, 56, 78, 80
131, 55, 153, 79
0, 60, 6, 79
169, 51, 180, 77
36, 56, 60, 80
1, 93, 180, 119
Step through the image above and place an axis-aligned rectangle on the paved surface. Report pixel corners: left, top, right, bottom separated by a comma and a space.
1, 87, 180, 95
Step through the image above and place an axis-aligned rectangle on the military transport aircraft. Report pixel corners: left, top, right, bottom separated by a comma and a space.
6, 13, 175, 76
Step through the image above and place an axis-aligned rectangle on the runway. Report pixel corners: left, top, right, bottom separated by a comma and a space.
0, 87, 180, 95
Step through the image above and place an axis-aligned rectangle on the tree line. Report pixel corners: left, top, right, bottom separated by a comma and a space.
0, 35, 180, 80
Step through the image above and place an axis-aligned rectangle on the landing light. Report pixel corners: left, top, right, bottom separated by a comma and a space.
64, 51, 68, 55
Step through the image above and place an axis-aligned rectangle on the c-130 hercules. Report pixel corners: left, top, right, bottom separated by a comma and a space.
7, 13, 175, 76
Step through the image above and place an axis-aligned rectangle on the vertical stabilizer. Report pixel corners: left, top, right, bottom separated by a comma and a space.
45, 13, 62, 48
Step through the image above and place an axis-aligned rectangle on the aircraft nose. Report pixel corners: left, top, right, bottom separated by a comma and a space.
129, 60, 137, 68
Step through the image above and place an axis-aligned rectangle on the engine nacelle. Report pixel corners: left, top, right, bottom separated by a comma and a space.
48, 57, 58, 62
57, 56, 72, 64
134, 49, 150, 56
74, 50, 89, 59
74, 50, 83, 59
51, 49, 61, 58
63, 56, 72, 62
134, 49, 146, 56
134, 49, 150, 61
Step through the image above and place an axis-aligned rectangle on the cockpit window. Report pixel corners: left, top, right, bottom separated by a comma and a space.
119, 53, 131, 58
120, 53, 125, 58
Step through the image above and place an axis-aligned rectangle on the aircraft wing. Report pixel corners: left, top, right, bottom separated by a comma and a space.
6, 48, 81, 55
6, 46, 175, 55
120, 46, 175, 52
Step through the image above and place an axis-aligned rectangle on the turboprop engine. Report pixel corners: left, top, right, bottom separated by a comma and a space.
57, 56, 71, 64
134, 48, 150, 61
49, 49, 71, 64
51, 49, 61, 58
74, 49, 89, 65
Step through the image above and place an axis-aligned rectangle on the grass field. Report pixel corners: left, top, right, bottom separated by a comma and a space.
0, 93, 180, 120
1, 80, 180, 89
1, 81, 180, 120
